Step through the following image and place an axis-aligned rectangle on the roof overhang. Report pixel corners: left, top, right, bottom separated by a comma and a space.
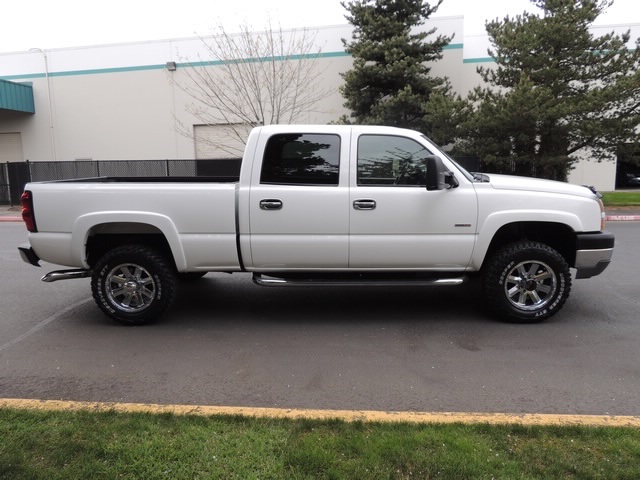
0, 79, 35, 114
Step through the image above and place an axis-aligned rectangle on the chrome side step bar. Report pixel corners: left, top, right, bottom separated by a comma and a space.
41, 269, 92, 283
253, 273, 467, 287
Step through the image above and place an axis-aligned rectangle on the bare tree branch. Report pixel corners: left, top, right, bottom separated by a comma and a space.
172, 21, 332, 156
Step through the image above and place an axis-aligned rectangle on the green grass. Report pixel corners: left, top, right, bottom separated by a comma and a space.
602, 191, 640, 206
1, 408, 640, 479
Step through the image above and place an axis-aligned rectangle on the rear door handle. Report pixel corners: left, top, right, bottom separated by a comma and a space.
353, 199, 376, 210
259, 199, 283, 210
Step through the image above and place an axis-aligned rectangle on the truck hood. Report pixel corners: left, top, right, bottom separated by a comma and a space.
484, 173, 596, 198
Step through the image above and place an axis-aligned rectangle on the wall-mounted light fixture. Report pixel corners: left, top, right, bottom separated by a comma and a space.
166, 61, 177, 71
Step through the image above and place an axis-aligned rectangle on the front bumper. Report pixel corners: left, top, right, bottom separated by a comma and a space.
574, 231, 615, 279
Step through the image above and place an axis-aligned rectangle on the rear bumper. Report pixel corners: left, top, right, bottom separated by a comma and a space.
574, 232, 615, 279
18, 243, 40, 267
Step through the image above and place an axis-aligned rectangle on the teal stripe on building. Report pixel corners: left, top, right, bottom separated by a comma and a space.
0, 44, 470, 82
0, 79, 35, 113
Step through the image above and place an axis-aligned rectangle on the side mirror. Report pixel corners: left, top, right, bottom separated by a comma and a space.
426, 155, 458, 191
444, 171, 459, 189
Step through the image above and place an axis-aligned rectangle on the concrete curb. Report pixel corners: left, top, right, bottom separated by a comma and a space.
606, 215, 640, 221
1, 398, 640, 428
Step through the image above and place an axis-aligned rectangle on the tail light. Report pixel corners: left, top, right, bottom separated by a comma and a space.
21, 190, 38, 232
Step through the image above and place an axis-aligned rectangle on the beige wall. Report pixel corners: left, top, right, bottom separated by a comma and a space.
0, 18, 465, 162
568, 151, 617, 191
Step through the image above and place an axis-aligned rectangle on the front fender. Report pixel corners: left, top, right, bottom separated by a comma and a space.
471, 210, 582, 270
71, 211, 187, 270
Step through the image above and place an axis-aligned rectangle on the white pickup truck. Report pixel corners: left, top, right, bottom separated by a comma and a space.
18, 124, 614, 325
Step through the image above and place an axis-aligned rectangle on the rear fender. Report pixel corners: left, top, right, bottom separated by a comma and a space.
71, 212, 186, 270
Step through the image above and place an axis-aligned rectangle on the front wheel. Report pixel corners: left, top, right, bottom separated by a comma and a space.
482, 241, 571, 323
91, 245, 177, 325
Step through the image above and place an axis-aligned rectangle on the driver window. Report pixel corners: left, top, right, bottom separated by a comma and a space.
357, 135, 431, 186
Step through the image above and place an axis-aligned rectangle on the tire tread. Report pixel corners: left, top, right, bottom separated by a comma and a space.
482, 241, 572, 323
91, 244, 176, 325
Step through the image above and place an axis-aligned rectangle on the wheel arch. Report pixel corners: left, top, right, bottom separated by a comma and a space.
72, 212, 187, 270
480, 221, 577, 270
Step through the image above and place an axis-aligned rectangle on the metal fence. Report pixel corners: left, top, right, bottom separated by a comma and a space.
28, 159, 201, 182
2, 162, 31, 206
0, 163, 9, 204
2, 158, 242, 205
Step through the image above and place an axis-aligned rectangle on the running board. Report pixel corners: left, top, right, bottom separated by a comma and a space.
41, 269, 92, 283
253, 273, 467, 287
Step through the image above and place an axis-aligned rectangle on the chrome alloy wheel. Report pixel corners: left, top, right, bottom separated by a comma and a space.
105, 263, 156, 313
504, 260, 558, 311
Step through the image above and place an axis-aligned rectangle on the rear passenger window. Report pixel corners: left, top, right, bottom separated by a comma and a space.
261, 134, 340, 186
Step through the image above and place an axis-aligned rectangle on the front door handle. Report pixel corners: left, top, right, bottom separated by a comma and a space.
259, 199, 283, 210
353, 199, 376, 210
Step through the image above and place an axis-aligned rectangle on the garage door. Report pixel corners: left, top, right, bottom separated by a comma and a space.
194, 124, 250, 159
0, 133, 24, 162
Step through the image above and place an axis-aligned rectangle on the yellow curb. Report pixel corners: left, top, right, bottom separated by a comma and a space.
1, 398, 639, 428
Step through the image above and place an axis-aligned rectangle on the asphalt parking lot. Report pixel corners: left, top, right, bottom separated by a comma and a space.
1, 219, 639, 417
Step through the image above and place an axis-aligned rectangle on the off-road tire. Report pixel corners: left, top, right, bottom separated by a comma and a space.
91, 244, 177, 325
482, 241, 571, 323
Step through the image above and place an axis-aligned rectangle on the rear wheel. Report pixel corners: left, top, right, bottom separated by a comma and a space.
91, 245, 177, 325
482, 241, 571, 323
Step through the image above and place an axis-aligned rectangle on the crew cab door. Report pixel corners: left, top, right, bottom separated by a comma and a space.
247, 131, 350, 269
349, 132, 478, 269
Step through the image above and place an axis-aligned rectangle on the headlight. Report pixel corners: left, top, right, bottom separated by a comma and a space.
597, 198, 606, 231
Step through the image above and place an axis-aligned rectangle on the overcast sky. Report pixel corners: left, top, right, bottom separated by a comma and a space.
1, 0, 637, 53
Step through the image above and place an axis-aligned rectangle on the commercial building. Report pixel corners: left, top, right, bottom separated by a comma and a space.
1, 16, 637, 194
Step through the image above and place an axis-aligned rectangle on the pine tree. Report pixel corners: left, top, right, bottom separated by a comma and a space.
457, 0, 640, 181
339, 0, 457, 141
